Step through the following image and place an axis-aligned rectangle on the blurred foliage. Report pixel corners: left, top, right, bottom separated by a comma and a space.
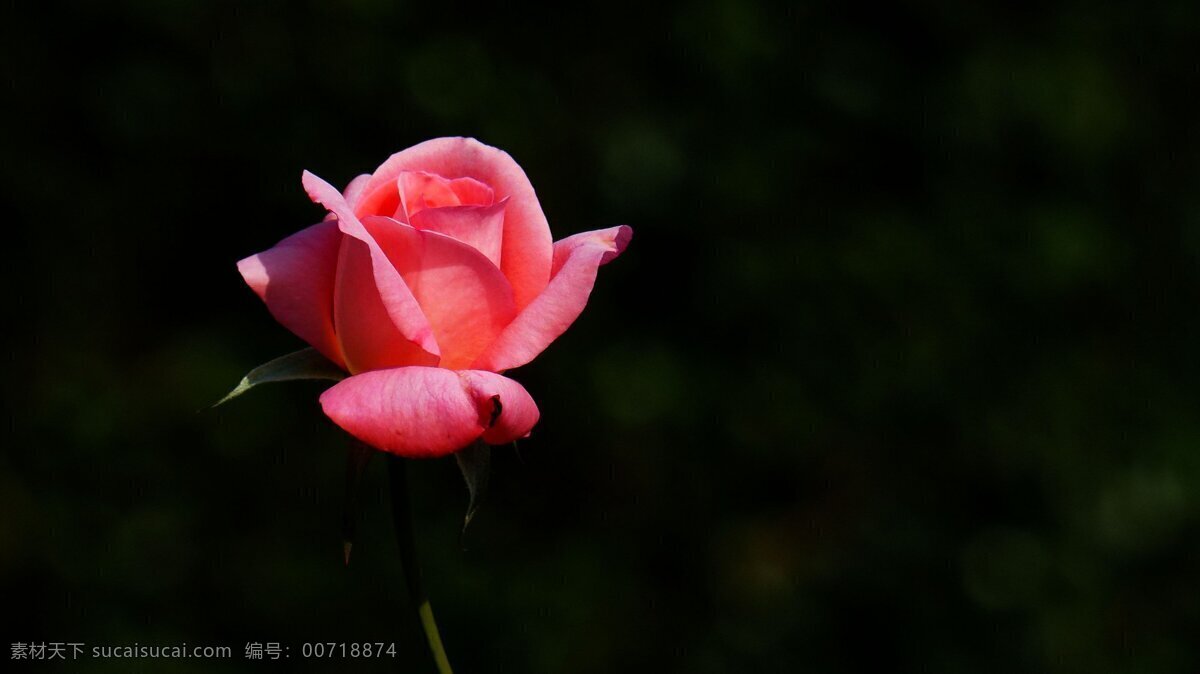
3, 0, 1200, 672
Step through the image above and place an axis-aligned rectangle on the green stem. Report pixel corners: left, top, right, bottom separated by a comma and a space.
387, 455, 454, 674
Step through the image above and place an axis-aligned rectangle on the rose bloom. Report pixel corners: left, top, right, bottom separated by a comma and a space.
238, 138, 630, 457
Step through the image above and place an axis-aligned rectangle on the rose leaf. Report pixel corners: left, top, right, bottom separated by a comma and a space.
214, 347, 346, 407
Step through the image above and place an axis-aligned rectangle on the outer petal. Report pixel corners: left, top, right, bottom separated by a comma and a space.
362, 216, 517, 370
319, 367, 540, 458
237, 221, 346, 369
459, 371, 540, 445
303, 171, 440, 372
334, 237, 441, 372
362, 137, 553, 310
473, 225, 632, 372
408, 199, 507, 268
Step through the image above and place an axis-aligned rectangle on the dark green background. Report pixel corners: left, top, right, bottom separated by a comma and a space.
4, 1, 1200, 672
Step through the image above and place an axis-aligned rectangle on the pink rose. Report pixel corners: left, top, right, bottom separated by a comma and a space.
237, 137, 631, 458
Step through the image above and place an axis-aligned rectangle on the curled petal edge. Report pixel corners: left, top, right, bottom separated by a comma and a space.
473, 225, 632, 372
319, 367, 539, 458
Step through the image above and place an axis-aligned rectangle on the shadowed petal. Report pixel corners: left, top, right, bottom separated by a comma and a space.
319, 367, 540, 458
473, 225, 632, 372
237, 221, 346, 369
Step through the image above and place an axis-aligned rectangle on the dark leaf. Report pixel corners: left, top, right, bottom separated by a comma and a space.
214, 347, 345, 407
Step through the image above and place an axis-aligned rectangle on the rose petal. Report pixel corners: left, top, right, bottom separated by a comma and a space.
303, 171, 440, 371
473, 225, 632, 372
362, 137, 554, 310
397, 171, 494, 220
319, 367, 540, 458
353, 178, 401, 220
237, 221, 346, 369
343, 173, 373, 210
459, 371, 541, 445
362, 215, 517, 370
407, 199, 507, 268
334, 237, 441, 372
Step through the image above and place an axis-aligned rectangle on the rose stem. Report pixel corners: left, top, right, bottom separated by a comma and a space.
342, 440, 373, 565
387, 454, 454, 674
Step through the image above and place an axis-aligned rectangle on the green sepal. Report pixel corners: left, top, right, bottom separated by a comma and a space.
455, 441, 491, 537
